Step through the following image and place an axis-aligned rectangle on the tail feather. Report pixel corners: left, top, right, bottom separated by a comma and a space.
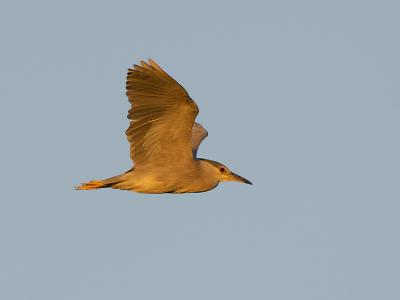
75, 174, 124, 191
75, 180, 108, 190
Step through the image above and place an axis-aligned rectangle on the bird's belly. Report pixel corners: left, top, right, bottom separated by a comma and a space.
123, 168, 218, 194
124, 174, 172, 194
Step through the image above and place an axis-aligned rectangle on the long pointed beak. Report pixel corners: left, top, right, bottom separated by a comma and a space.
230, 172, 253, 185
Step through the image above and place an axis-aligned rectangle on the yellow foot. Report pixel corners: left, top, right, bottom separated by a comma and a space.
75, 180, 104, 190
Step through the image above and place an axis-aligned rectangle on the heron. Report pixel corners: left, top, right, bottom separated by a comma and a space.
76, 59, 252, 193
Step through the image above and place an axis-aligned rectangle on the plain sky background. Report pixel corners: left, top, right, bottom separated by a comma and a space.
1, 0, 399, 299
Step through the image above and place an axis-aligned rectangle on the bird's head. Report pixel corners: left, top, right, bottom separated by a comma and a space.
203, 159, 252, 185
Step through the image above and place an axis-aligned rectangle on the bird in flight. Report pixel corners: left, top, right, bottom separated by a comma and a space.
76, 59, 252, 193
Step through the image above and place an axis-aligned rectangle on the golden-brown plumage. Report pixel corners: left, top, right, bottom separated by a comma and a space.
125, 59, 198, 165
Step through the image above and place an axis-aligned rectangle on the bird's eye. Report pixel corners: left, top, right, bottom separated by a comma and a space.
219, 167, 226, 173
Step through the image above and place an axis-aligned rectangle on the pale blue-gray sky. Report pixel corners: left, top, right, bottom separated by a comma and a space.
1, 0, 399, 299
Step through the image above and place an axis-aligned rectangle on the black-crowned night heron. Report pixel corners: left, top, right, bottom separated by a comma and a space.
76, 59, 252, 193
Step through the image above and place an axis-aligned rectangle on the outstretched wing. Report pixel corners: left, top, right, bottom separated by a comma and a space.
125, 59, 199, 167
191, 122, 208, 157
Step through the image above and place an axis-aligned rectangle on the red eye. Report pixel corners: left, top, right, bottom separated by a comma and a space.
219, 167, 226, 172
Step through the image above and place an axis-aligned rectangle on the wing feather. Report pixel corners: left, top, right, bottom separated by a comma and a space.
125, 59, 199, 166
191, 122, 208, 157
